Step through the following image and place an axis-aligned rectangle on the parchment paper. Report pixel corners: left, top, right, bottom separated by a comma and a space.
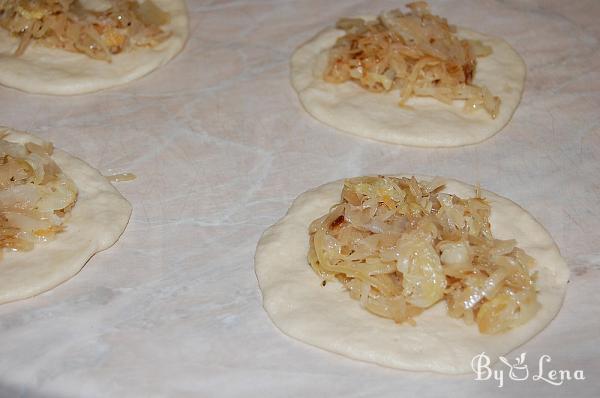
0, 1, 598, 397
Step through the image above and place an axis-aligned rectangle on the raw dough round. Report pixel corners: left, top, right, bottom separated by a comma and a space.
255, 177, 568, 373
0, 0, 189, 95
291, 26, 526, 147
0, 128, 132, 304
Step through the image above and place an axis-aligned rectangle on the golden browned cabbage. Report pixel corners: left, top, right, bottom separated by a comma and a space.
308, 176, 539, 334
324, 1, 501, 118
0, 134, 77, 257
0, 0, 171, 61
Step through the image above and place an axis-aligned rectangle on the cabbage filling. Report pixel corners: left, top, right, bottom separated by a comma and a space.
324, 1, 501, 118
0, 0, 171, 62
0, 135, 77, 258
308, 176, 539, 334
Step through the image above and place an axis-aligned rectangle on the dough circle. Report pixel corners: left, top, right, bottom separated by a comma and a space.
291, 26, 526, 147
0, 0, 189, 95
255, 177, 568, 373
0, 128, 132, 304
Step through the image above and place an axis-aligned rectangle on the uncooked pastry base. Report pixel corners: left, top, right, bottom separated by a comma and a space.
0, 128, 132, 304
255, 176, 569, 374
0, 0, 189, 95
291, 26, 526, 147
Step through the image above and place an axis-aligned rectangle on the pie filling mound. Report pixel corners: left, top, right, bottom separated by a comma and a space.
0, 135, 77, 257
323, 1, 501, 118
0, 0, 171, 61
308, 176, 539, 334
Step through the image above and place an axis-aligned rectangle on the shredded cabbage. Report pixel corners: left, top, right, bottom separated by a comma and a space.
0, 133, 78, 258
0, 0, 171, 62
308, 176, 539, 334
324, 1, 501, 118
